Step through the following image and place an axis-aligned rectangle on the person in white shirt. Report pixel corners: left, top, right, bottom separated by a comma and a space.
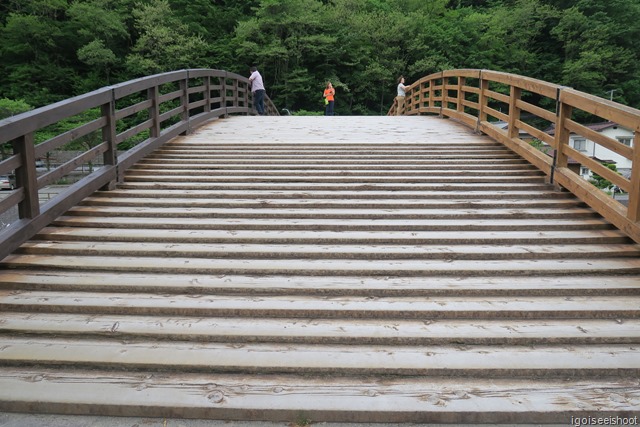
249, 67, 266, 115
396, 76, 408, 115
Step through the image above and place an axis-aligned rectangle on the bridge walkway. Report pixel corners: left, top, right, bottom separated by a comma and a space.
0, 115, 638, 423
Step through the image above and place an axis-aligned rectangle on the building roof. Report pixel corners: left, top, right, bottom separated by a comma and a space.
546, 121, 628, 136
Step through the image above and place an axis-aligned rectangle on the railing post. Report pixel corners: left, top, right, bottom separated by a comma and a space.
101, 90, 118, 189
552, 92, 573, 188
438, 73, 444, 118
221, 73, 228, 117
477, 71, 488, 133
204, 75, 212, 114
457, 77, 465, 115
13, 133, 40, 219
232, 79, 239, 113
628, 130, 640, 221
148, 85, 161, 139
180, 75, 189, 135
244, 81, 251, 115
507, 85, 521, 140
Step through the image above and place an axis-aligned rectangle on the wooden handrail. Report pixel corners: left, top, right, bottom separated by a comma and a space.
389, 69, 640, 243
0, 69, 278, 261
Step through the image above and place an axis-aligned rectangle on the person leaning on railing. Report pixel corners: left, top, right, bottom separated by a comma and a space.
395, 76, 408, 116
249, 66, 266, 116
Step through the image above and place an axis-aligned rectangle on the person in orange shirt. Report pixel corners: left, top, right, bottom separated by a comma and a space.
323, 81, 335, 116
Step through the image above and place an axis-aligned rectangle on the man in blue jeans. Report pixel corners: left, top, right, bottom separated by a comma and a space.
249, 67, 266, 115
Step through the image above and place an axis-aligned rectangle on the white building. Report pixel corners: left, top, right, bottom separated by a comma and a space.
568, 122, 634, 179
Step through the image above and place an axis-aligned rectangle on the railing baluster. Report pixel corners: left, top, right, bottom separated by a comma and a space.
180, 77, 189, 135
629, 129, 640, 222
12, 133, 39, 219
554, 100, 573, 174
457, 77, 465, 115
221, 74, 228, 117
477, 73, 488, 132
507, 85, 521, 140
101, 92, 118, 189
148, 85, 161, 139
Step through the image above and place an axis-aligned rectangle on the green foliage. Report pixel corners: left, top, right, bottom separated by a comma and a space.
589, 163, 619, 189
0, 0, 639, 115
0, 98, 32, 119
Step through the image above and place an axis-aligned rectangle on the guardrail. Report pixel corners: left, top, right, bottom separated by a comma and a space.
389, 69, 640, 243
0, 69, 278, 261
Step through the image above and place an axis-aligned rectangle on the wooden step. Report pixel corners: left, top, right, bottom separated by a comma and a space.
33, 227, 632, 245
49, 216, 615, 231
131, 161, 533, 170
127, 165, 542, 174
1, 115, 639, 422
1, 271, 639, 296
16, 241, 640, 261
91, 188, 576, 200
81, 195, 587, 209
63, 206, 600, 220
116, 183, 555, 193
3, 312, 640, 345
1, 290, 638, 319
5, 254, 640, 276
0, 337, 637, 378
1, 367, 636, 423
0, 270, 638, 295
122, 174, 547, 184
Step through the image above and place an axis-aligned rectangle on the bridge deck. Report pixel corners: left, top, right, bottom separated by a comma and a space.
0, 115, 639, 422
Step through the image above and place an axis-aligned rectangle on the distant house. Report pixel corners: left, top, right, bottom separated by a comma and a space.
546, 121, 634, 180
493, 121, 536, 142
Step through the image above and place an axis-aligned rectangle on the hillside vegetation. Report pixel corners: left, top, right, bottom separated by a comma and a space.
1, 0, 639, 115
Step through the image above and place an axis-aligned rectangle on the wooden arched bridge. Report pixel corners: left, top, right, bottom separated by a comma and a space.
0, 69, 639, 423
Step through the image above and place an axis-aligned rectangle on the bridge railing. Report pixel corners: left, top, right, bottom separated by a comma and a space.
0, 69, 278, 261
390, 69, 640, 243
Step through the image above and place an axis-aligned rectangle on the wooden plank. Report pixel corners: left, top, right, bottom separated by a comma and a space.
560, 88, 640, 132
87, 188, 572, 200
3, 312, 640, 344
63, 206, 597, 220
0, 337, 638, 377
564, 119, 633, 160
34, 117, 108, 156
111, 71, 187, 99
3, 254, 640, 277
0, 368, 637, 422
481, 70, 561, 99
125, 167, 544, 176
114, 99, 153, 121
80, 196, 582, 208
1, 290, 639, 318
33, 227, 631, 246
120, 175, 547, 184
1, 270, 638, 296
515, 119, 555, 145
36, 142, 109, 188
561, 145, 629, 190
114, 182, 554, 192
515, 99, 556, 123
18, 241, 640, 261
481, 106, 509, 123
0, 88, 112, 145
48, 216, 614, 232
553, 167, 640, 243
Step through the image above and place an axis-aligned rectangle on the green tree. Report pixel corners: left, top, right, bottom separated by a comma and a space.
126, 0, 209, 76
589, 163, 619, 190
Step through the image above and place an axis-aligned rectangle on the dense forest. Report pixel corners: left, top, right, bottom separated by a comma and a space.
1, 0, 639, 116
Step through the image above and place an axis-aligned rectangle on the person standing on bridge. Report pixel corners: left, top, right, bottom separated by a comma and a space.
323, 81, 335, 116
249, 66, 266, 115
396, 76, 408, 115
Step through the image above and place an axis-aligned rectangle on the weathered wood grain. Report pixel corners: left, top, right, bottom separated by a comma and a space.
0, 115, 639, 421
